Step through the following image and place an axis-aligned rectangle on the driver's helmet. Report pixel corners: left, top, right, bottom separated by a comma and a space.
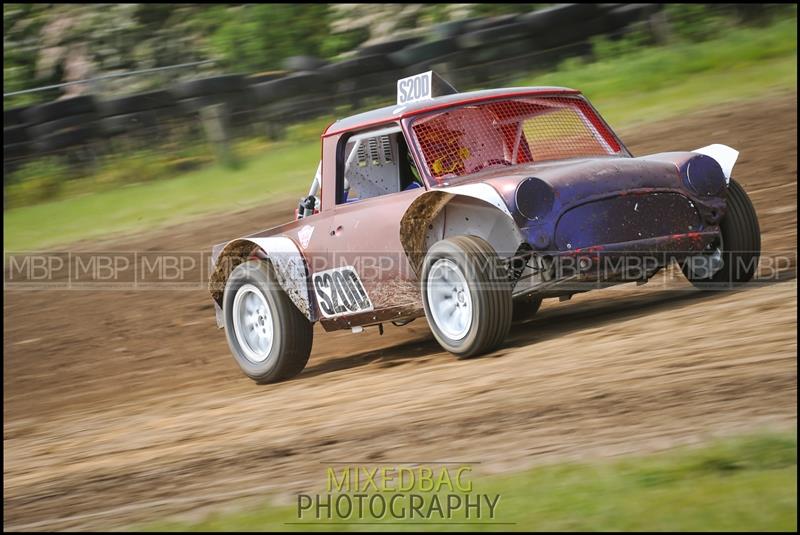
414, 120, 469, 180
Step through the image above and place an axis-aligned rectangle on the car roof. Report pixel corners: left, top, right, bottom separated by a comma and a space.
324, 86, 581, 137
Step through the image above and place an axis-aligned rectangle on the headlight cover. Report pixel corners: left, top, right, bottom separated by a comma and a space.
515, 176, 555, 221
683, 154, 726, 197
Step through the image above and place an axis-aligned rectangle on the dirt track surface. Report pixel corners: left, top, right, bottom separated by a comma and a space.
4, 93, 797, 530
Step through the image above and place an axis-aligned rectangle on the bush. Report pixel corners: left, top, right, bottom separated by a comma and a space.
663, 4, 737, 43
4, 157, 70, 207
3, 145, 219, 209
591, 27, 652, 62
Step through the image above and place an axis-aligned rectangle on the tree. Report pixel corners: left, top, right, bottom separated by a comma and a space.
208, 4, 337, 72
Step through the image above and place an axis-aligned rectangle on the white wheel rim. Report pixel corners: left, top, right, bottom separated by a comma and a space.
426, 258, 473, 340
232, 284, 274, 363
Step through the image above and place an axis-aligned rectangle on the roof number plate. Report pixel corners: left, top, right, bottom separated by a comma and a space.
397, 71, 432, 105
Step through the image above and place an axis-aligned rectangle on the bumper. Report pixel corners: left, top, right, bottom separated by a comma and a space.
553, 230, 719, 278
512, 230, 719, 296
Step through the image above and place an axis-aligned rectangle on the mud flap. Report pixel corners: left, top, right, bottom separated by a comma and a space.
215, 301, 224, 329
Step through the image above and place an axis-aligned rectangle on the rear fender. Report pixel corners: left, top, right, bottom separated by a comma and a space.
209, 236, 313, 327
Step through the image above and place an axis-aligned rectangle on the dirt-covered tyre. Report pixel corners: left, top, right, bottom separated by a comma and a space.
681, 178, 761, 288
223, 259, 313, 383
421, 236, 512, 357
512, 295, 543, 324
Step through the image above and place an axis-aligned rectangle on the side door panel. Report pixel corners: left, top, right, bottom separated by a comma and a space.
318, 188, 425, 330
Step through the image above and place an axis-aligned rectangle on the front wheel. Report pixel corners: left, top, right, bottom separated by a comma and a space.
223, 259, 313, 383
682, 178, 761, 288
421, 236, 512, 357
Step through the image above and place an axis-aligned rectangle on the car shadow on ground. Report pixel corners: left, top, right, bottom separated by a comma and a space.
298, 266, 796, 381
299, 333, 441, 380
506, 265, 797, 352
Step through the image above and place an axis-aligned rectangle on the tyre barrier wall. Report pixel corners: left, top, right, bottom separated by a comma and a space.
4, 4, 661, 171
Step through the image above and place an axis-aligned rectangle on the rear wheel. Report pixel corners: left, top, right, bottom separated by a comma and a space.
421, 236, 512, 357
682, 178, 761, 288
223, 260, 313, 383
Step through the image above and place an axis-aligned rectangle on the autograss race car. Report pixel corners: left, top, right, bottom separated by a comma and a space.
209, 72, 761, 384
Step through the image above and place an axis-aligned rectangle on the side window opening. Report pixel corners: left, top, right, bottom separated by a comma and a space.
338, 125, 422, 205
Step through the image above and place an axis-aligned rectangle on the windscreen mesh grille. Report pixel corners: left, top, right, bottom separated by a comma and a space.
410, 96, 621, 183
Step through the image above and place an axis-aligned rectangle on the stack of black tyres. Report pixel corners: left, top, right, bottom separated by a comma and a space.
250, 70, 330, 139
518, 4, 644, 63
423, 15, 515, 85
171, 74, 250, 133
4, 105, 33, 170
21, 96, 99, 156
319, 54, 400, 109
453, 14, 533, 80
389, 37, 460, 74
519, 3, 605, 45
605, 4, 661, 31
277, 57, 331, 121
429, 18, 481, 40
96, 90, 176, 141
282, 55, 328, 73
248, 71, 287, 85
2, 5, 670, 161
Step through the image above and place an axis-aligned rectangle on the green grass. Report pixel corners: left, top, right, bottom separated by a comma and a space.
520, 17, 797, 127
144, 431, 797, 531
4, 142, 318, 250
4, 16, 797, 252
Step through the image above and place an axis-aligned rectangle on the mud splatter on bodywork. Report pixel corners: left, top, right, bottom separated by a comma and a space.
399, 191, 452, 275
208, 237, 313, 320
208, 240, 258, 304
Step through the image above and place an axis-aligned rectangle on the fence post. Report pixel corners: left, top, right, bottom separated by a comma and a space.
649, 9, 672, 45
199, 103, 239, 169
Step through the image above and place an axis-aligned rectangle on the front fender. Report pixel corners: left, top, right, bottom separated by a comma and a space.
399, 185, 522, 275
693, 144, 739, 183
